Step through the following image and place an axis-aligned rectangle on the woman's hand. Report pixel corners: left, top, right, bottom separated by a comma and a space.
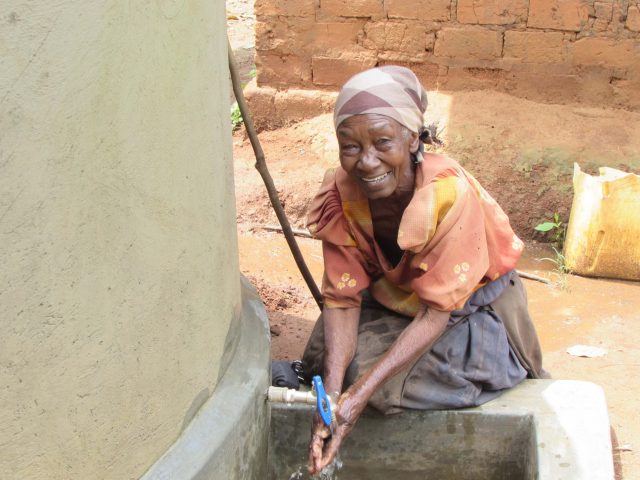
308, 388, 368, 475
308, 306, 449, 474
308, 412, 331, 476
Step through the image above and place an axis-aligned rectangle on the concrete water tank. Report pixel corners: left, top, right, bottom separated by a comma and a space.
0, 2, 270, 478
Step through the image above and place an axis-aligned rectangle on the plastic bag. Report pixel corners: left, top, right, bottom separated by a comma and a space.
563, 163, 640, 280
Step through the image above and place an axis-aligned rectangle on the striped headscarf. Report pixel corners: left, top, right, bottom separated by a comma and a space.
333, 65, 427, 133
334, 66, 429, 161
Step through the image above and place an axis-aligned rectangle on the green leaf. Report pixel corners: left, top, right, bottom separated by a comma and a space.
535, 222, 556, 232
230, 103, 243, 129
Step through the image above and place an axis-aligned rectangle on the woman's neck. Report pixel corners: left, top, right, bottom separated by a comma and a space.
369, 186, 414, 216
369, 189, 414, 267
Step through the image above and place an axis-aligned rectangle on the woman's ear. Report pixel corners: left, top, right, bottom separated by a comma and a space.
409, 131, 420, 153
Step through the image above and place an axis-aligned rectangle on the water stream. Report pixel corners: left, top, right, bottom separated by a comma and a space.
287, 456, 343, 480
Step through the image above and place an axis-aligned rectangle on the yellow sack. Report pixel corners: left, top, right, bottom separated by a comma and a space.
564, 163, 640, 280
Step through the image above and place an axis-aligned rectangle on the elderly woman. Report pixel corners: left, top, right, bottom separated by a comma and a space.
302, 66, 548, 474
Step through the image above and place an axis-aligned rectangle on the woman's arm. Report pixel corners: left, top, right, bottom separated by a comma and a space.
308, 307, 359, 474
309, 306, 449, 474
321, 307, 360, 393
347, 306, 448, 402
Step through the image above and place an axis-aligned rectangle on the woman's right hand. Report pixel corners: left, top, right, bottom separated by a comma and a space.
308, 412, 332, 476
307, 386, 369, 475
309, 306, 360, 474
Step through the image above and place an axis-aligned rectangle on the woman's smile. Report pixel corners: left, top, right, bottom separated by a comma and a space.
336, 114, 419, 199
360, 171, 392, 183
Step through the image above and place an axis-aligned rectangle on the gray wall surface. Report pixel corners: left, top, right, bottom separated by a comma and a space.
0, 2, 239, 478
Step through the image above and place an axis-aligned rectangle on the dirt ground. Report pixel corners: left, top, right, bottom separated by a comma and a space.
227, 2, 640, 478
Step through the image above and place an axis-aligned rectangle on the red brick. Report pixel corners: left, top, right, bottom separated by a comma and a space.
457, 0, 528, 25
594, 1, 613, 20
258, 19, 367, 57
577, 69, 616, 104
274, 89, 337, 124
255, 17, 316, 55
627, 5, 640, 32
362, 21, 428, 62
527, 0, 589, 31
255, 0, 315, 17
374, 61, 441, 89
409, 62, 442, 90
256, 53, 312, 87
320, 0, 384, 18
245, 81, 338, 130
378, 50, 429, 63
503, 31, 564, 63
243, 80, 278, 131
591, 2, 613, 32
311, 22, 367, 53
500, 71, 581, 104
572, 38, 639, 69
440, 66, 503, 90
612, 79, 640, 110
434, 28, 503, 61
385, 0, 450, 21
312, 52, 378, 86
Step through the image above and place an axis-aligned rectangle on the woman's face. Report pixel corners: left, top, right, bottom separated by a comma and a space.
337, 114, 419, 200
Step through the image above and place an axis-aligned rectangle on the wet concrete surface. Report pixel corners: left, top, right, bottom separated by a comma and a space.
238, 232, 640, 478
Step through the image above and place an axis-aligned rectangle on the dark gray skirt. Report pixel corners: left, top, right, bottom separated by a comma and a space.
302, 272, 547, 414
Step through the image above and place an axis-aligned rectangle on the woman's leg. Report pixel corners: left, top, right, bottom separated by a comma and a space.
490, 274, 550, 379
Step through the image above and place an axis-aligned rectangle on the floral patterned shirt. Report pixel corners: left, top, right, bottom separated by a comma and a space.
306, 153, 524, 314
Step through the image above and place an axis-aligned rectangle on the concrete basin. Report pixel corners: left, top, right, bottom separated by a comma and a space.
268, 380, 613, 480
137, 278, 613, 480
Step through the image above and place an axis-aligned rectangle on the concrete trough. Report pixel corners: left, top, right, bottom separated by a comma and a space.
269, 380, 613, 480
138, 277, 612, 480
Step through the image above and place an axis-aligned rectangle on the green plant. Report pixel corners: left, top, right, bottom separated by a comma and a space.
540, 246, 570, 290
230, 102, 243, 130
540, 247, 569, 274
248, 66, 257, 79
534, 212, 565, 248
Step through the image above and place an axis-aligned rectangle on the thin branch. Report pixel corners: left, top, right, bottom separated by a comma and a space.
228, 39, 323, 310
516, 270, 552, 285
260, 224, 314, 238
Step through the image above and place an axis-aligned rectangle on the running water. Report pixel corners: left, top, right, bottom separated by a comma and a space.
289, 417, 344, 479
316, 455, 343, 479
286, 456, 343, 480
288, 466, 304, 479
289, 456, 342, 480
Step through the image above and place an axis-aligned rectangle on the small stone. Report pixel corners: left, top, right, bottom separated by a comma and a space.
626, 5, 640, 32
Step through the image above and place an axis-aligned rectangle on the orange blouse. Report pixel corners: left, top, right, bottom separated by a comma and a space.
306, 153, 523, 314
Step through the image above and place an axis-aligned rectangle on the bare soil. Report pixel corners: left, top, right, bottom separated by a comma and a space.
228, 3, 640, 478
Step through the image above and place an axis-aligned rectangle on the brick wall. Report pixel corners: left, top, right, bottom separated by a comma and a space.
254, 0, 640, 110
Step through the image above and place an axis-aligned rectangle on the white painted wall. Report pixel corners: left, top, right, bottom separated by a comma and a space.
0, 2, 239, 478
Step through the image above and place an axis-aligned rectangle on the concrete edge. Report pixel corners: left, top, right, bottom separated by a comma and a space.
478, 379, 614, 480
269, 380, 614, 480
141, 275, 271, 480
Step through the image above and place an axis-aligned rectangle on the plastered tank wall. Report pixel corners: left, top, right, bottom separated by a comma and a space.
249, 0, 640, 128
0, 2, 241, 478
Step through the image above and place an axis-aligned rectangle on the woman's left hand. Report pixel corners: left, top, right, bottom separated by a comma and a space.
308, 387, 368, 475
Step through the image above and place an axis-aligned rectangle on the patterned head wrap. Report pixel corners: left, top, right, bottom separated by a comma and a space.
334, 66, 429, 162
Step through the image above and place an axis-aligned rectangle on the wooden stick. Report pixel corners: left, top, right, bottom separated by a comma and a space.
259, 225, 552, 286
516, 270, 552, 285
260, 225, 313, 238
228, 40, 323, 310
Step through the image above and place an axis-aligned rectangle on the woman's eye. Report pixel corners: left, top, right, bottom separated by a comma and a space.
376, 138, 391, 147
341, 144, 358, 153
